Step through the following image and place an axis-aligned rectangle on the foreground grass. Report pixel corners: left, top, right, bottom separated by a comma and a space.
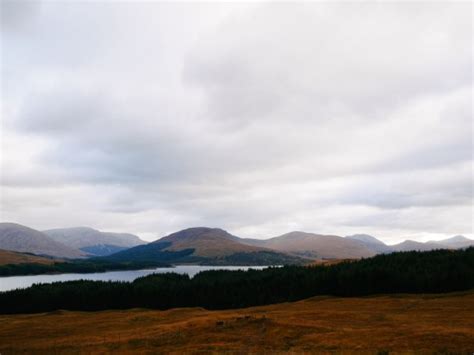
0, 291, 473, 354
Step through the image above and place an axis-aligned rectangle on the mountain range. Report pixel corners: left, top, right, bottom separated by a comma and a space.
428, 235, 474, 249
108, 227, 304, 265
0, 222, 472, 266
43, 227, 145, 256
0, 223, 145, 259
241, 232, 376, 259
0, 223, 85, 259
388, 235, 474, 252
346, 234, 394, 253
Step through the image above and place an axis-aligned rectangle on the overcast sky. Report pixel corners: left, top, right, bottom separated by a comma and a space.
0, 1, 472, 243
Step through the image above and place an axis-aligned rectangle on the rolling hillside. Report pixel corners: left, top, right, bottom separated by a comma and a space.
3, 222, 472, 264
1, 292, 472, 353
243, 231, 376, 259
432, 235, 474, 249
0, 249, 59, 266
346, 234, 393, 253
43, 227, 145, 256
0, 223, 85, 259
391, 240, 445, 252
159, 227, 268, 257
109, 227, 303, 265
348, 234, 474, 253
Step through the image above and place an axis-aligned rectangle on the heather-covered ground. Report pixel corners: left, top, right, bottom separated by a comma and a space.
1, 291, 473, 353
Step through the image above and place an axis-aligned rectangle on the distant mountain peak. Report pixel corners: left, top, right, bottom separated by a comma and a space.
108, 226, 303, 265
49, 226, 98, 233
397, 240, 422, 245
42, 226, 145, 255
346, 234, 392, 254
279, 231, 339, 239
346, 234, 386, 246
442, 235, 469, 243
0, 222, 85, 258
250, 231, 376, 259
157, 227, 231, 243
434, 235, 474, 249
171, 227, 223, 235
391, 239, 443, 252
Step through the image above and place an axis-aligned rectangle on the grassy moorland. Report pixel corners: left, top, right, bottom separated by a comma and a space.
0, 249, 58, 266
0, 291, 473, 353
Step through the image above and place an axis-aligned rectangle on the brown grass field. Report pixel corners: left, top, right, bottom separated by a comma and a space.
0, 249, 58, 266
0, 291, 473, 354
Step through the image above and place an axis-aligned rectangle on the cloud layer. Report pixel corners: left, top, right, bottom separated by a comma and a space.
1, 1, 472, 243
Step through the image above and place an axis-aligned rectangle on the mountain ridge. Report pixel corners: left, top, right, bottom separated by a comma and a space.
430, 235, 474, 249
242, 231, 376, 259
108, 227, 305, 265
43, 227, 145, 256
0, 223, 85, 259
345, 234, 393, 254
2, 222, 472, 263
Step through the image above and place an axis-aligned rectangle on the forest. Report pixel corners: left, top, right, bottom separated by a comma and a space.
0, 259, 171, 276
0, 248, 473, 314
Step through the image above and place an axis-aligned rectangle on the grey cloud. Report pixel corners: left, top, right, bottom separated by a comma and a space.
337, 166, 472, 210
185, 2, 471, 127
342, 205, 473, 236
0, 0, 41, 33
1, 2, 472, 241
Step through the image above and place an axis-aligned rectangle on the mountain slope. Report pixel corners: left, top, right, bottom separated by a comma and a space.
43, 227, 145, 256
0, 249, 59, 266
433, 235, 474, 249
346, 234, 393, 253
0, 223, 85, 258
245, 232, 376, 259
390, 240, 444, 252
159, 227, 268, 257
109, 227, 303, 265
79, 244, 128, 256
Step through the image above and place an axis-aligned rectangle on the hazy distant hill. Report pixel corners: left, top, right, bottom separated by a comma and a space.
346, 234, 393, 254
243, 232, 376, 259
0, 223, 85, 259
432, 235, 474, 249
348, 234, 474, 253
43, 227, 145, 256
5, 222, 471, 263
390, 240, 443, 252
109, 227, 304, 265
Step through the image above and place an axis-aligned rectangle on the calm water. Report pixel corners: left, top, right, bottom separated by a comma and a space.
0, 265, 268, 292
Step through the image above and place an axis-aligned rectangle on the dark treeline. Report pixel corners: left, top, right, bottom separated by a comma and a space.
0, 259, 171, 277
1, 248, 473, 314
107, 242, 304, 266
0, 250, 301, 276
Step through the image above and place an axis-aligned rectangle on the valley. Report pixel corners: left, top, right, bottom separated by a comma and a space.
3, 3, 471, 354
1, 223, 473, 277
